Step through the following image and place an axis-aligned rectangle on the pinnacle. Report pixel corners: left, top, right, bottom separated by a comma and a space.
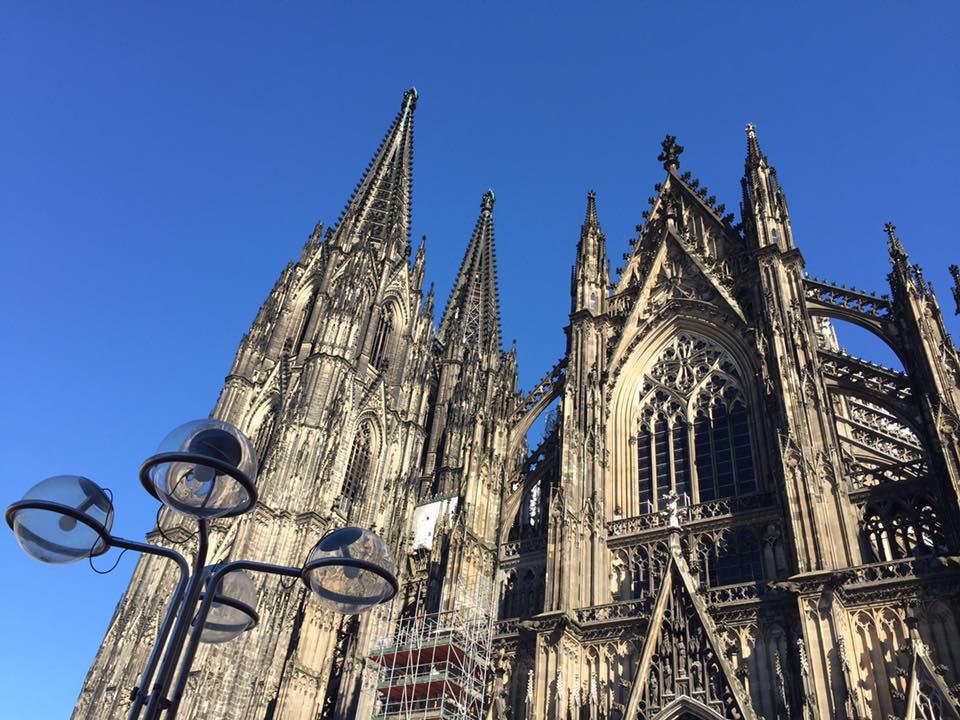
745, 122, 765, 168
584, 190, 599, 228
885, 221, 908, 263
403, 87, 419, 108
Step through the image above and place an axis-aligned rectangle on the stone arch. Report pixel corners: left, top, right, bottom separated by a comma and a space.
824, 384, 923, 439
380, 287, 411, 327
369, 299, 399, 371
336, 416, 383, 520
246, 393, 280, 462
508, 379, 564, 457
653, 695, 727, 720
805, 304, 908, 368
288, 277, 322, 354
606, 318, 764, 520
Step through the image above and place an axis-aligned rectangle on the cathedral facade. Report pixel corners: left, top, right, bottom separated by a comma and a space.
75, 90, 960, 720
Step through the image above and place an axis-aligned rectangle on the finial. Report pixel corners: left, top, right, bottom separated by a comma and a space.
949, 264, 960, 315
402, 87, 419, 109
912, 264, 930, 294
481, 189, 496, 214
658, 134, 684, 171
885, 221, 908, 262
585, 190, 599, 227
310, 220, 324, 241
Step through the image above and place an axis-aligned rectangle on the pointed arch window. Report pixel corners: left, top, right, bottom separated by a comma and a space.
370, 306, 394, 371
700, 529, 764, 587
339, 425, 373, 518
636, 334, 758, 513
252, 406, 277, 462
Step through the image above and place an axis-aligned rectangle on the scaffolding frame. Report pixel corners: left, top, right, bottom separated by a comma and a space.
368, 580, 494, 720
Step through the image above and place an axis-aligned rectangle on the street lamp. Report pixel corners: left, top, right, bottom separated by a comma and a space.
5, 419, 398, 720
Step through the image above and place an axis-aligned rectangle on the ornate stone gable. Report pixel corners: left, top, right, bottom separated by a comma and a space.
623, 537, 757, 720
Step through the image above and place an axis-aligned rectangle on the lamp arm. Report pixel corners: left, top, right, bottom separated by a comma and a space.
141, 519, 209, 720
104, 537, 191, 720
165, 560, 302, 718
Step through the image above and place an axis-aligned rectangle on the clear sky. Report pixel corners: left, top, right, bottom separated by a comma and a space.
1, 2, 958, 716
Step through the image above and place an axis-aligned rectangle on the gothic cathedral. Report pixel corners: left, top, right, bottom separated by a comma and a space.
75, 90, 960, 720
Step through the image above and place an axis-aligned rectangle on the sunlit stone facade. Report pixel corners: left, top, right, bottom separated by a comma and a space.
76, 92, 960, 720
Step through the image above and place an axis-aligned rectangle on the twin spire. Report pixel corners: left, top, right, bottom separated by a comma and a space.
329, 88, 418, 252
323, 91, 820, 347
439, 190, 503, 355
327, 88, 504, 357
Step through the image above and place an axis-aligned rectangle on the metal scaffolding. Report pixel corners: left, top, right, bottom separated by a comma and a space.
368, 590, 493, 720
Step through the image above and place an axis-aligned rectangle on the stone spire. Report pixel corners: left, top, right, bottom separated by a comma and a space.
439, 190, 502, 356
328, 87, 418, 254
950, 264, 960, 315
741, 122, 793, 250
584, 189, 600, 229
572, 190, 609, 314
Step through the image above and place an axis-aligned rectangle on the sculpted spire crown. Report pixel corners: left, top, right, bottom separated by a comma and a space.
658, 134, 684, 171
402, 86, 419, 109
481, 189, 496, 215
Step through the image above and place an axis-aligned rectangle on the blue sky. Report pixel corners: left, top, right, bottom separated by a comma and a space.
1, 2, 958, 716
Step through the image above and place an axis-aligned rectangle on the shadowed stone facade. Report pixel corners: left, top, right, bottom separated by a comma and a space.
75, 92, 960, 720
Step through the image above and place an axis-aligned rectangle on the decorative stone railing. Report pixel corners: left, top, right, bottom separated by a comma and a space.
845, 556, 942, 585
493, 619, 521, 636
574, 597, 653, 624
499, 535, 548, 560
803, 276, 892, 319
849, 458, 928, 491
818, 348, 913, 403
702, 581, 767, 605
607, 492, 777, 538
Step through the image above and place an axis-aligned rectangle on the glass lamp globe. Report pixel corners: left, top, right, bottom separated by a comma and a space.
304, 528, 397, 614
142, 419, 257, 518
7, 475, 114, 564
200, 569, 258, 644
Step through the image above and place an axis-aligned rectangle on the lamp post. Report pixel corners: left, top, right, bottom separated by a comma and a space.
5, 419, 398, 720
